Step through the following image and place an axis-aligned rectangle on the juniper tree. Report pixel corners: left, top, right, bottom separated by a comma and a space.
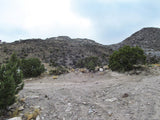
109, 46, 146, 72
0, 53, 24, 112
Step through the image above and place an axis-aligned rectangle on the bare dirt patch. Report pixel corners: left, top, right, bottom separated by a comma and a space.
13, 67, 160, 120
0, 67, 158, 120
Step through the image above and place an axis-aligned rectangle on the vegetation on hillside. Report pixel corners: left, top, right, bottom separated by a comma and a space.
109, 46, 146, 72
76, 56, 101, 71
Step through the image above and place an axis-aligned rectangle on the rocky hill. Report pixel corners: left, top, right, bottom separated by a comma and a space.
110, 27, 160, 58
1, 27, 160, 66
0, 36, 112, 66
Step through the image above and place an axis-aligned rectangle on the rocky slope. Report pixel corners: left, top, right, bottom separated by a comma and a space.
1, 27, 160, 66
110, 27, 160, 58
0, 36, 112, 66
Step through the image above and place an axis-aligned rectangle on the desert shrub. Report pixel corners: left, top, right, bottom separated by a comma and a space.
49, 66, 68, 75
147, 55, 159, 64
109, 46, 146, 72
0, 53, 24, 112
49, 60, 58, 67
76, 56, 100, 71
21, 58, 45, 78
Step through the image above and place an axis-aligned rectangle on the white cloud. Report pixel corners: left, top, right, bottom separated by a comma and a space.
0, 0, 93, 41
0, 0, 160, 44
23, 0, 92, 34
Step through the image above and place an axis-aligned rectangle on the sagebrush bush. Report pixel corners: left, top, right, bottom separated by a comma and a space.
21, 58, 45, 78
76, 56, 100, 71
109, 46, 146, 72
49, 66, 68, 75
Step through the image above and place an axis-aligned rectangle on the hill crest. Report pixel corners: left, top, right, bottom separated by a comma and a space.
1, 27, 160, 66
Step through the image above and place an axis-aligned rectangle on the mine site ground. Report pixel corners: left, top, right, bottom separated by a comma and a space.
15, 66, 160, 120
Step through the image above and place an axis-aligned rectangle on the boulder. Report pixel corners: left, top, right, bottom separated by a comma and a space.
99, 68, 103, 72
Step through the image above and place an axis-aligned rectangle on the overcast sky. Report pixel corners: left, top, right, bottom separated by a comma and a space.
0, 0, 160, 45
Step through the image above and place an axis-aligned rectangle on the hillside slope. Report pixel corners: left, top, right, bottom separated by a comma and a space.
110, 27, 160, 58
0, 36, 112, 66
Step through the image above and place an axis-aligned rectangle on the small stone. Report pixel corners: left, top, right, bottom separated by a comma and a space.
20, 98, 25, 103
136, 70, 141, 75
103, 65, 109, 70
122, 93, 129, 98
128, 101, 132, 104
88, 108, 94, 114
129, 70, 135, 75
34, 106, 41, 110
99, 68, 103, 72
65, 103, 72, 112
29, 96, 39, 99
41, 116, 44, 120
8, 117, 22, 120
18, 106, 24, 111
82, 102, 87, 105
105, 97, 117, 102
108, 111, 113, 117
36, 115, 40, 120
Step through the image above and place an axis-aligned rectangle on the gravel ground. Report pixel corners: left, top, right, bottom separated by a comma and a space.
15, 68, 160, 120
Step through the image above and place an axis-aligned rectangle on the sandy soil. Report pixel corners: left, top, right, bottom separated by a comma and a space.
18, 68, 160, 120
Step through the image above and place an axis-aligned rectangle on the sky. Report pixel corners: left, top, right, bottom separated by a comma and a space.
0, 0, 160, 45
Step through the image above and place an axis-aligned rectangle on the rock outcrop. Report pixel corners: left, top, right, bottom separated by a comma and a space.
110, 27, 160, 57
0, 36, 112, 66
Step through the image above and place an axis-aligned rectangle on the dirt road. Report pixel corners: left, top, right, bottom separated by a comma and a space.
19, 69, 160, 120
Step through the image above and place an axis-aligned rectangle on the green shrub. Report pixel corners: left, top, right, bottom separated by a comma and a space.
109, 46, 146, 72
0, 53, 24, 112
21, 58, 45, 78
76, 56, 100, 71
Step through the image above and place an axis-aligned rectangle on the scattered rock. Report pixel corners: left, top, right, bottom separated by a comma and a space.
105, 97, 118, 102
122, 93, 129, 98
82, 102, 88, 105
29, 96, 39, 99
135, 70, 141, 75
103, 65, 109, 70
19, 98, 26, 103
45, 95, 48, 98
80, 68, 87, 73
8, 117, 22, 120
108, 111, 113, 117
18, 106, 24, 111
99, 68, 103, 72
34, 106, 41, 110
65, 103, 72, 112
88, 108, 94, 114
36, 115, 41, 120
129, 70, 135, 75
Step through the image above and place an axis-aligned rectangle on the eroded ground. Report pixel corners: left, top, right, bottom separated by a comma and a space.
18, 68, 160, 120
